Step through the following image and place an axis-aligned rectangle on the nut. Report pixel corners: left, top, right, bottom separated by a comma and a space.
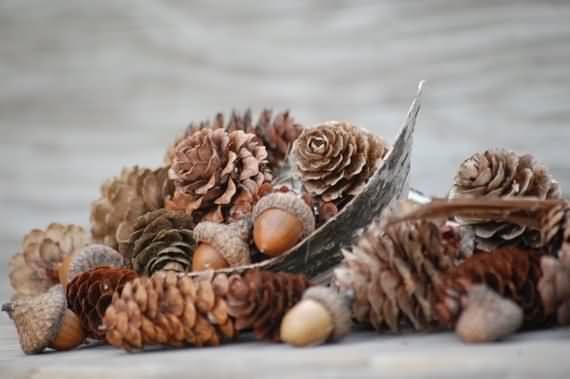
193, 220, 251, 270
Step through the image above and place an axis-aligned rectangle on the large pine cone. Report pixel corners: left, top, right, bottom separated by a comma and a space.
9, 224, 89, 297
123, 209, 196, 276
90, 166, 173, 251
165, 109, 302, 170
167, 128, 272, 222
224, 271, 310, 341
66, 266, 137, 339
449, 150, 561, 249
292, 121, 388, 202
103, 271, 236, 350
434, 247, 548, 328
334, 218, 461, 332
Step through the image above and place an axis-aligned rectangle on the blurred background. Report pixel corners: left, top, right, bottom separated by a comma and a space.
1, 0, 570, 297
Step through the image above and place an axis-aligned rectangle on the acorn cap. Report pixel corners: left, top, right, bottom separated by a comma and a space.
302, 286, 352, 340
2, 285, 67, 354
67, 244, 125, 283
193, 220, 251, 267
252, 192, 315, 237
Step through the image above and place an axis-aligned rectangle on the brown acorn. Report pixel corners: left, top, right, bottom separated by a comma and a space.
2, 285, 85, 354
281, 286, 352, 347
192, 220, 251, 271
252, 192, 315, 257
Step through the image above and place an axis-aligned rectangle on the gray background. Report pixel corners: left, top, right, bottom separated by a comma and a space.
1, 1, 570, 377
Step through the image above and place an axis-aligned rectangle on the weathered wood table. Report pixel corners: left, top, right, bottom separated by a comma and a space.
1, 1, 570, 377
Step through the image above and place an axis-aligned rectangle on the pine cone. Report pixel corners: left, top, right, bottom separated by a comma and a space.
334, 218, 461, 332
225, 270, 310, 341
90, 166, 174, 251
292, 121, 389, 202
123, 209, 196, 275
449, 150, 561, 249
9, 224, 89, 297
103, 271, 236, 350
167, 128, 272, 222
66, 266, 137, 340
255, 110, 302, 169
434, 247, 547, 328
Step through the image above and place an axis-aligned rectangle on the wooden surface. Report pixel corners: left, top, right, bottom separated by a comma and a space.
1, 1, 570, 378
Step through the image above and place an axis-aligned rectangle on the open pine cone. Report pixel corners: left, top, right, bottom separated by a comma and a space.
103, 271, 236, 350
449, 150, 561, 249
167, 128, 272, 222
434, 247, 548, 328
334, 218, 461, 332
9, 224, 89, 297
292, 121, 389, 202
123, 209, 196, 275
225, 271, 310, 341
66, 266, 137, 340
90, 166, 173, 251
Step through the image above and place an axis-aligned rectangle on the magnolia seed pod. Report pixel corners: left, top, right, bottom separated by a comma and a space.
252, 192, 315, 257
455, 285, 523, 343
192, 220, 251, 271
281, 286, 351, 347
2, 285, 85, 354
61, 244, 125, 287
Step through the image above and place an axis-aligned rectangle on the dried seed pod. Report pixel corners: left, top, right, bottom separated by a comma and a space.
252, 192, 315, 257
455, 285, 523, 343
61, 244, 125, 286
281, 286, 351, 347
9, 224, 89, 297
2, 285, 84, 354
192, 220, 252, 271
292, 121, 389, 202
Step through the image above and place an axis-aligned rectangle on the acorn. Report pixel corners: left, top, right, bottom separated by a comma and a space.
59, 244, 125, 287
252, 192, 315, 257
455, 285, 523, 343
281, 286, 351, 347
192, 219, 252, 271
2, 285, 85, 354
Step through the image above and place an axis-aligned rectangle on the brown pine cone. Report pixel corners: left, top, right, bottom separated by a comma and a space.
449, 150, 561, 249
255, 110, 302, 169
66, 266, 137, 340
167, 128, 272, 222
90, 166, 174, 251
9, 224, 89, 297
103, 271, 236, 350
123, 209, 196, 276
434, 247, 548, 328
224, 270, 310, 341
334, 218, 461, 332
292, 121, 389, 202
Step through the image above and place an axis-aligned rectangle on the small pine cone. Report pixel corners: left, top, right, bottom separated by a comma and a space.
167, 128, 272, 222
123, 209, 196, 276
228, 182, 273, 222
449, 150, 561, 249
292, 121, 389, 202
334, 218, 461, 332
90, 166, 174, 251
255, 110, 302, 169
103, 271, 236, 350
9, 224, 89, 297
434, 247, 547, 328
224, 271, 310, 341
66, 267, 137, 340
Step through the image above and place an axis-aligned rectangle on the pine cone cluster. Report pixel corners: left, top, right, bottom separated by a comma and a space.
123, 209, 196, 275
103, 271, 236, 350
434, 247, 547, 328
66, 266, 138, 339
449, 150, 561, 249
9, 224, 89, 297
167, 128, 272, 222
90, 166, 173, 250
334, 218, 461, 332
292, 121, 388, 202
225, 270, 310, 341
